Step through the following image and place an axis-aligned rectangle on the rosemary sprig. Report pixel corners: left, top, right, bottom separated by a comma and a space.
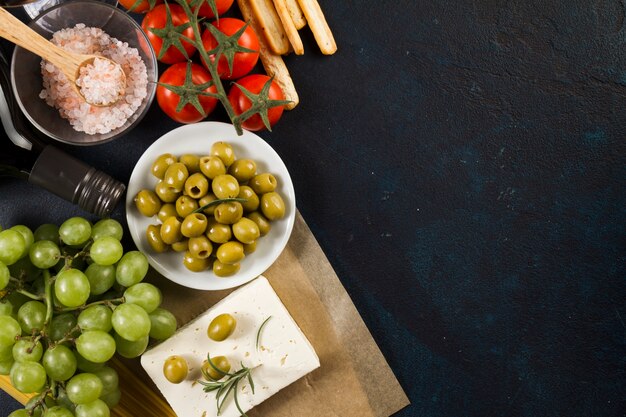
255, 316, 272, 350
192, 197, 247, 214
198, 355, 258, 416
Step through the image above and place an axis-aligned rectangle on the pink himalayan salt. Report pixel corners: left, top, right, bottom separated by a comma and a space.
39, 24, 148, 135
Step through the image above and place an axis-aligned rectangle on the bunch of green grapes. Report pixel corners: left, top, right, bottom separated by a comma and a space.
0, 218, 178, 417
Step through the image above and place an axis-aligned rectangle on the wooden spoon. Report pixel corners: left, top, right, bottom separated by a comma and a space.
0, 7, 126, 106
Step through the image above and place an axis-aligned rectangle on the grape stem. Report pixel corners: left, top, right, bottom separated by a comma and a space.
43, 270, 54, 325
49, 324, 80, 348
15, 288, 44, 300
55, 296, 125, 313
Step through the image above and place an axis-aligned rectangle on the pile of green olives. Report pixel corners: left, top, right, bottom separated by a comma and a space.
134, 141, 287, 276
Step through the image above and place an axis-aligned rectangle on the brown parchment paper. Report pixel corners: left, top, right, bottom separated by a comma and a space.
119, 211, 409, 417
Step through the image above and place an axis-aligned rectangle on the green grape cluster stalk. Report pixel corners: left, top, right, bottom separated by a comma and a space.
0, 218, 178, 417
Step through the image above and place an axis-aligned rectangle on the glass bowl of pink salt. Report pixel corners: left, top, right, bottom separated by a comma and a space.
10, 0, 158, 146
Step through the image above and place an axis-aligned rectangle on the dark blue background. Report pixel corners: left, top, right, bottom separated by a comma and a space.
2, 0, 625, 416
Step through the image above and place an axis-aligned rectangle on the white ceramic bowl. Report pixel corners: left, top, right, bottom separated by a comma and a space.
126, 122, 296, 291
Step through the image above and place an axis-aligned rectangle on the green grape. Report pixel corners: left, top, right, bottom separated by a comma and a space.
89, 237, 123, 266
43, 344, 77, 381
34, 224, 59, 243
75, 330, 116, 363
75, 399, 110, 417
114, 333, 149, 358
66, 372, 103, 404
10, 226, 34, 253
149, 308, 177, 340
93, 366, 119, 395
55, 269, 90, 307
77, 305, 113, 332
99, 388, 121, 408
10, 361, 47, 393
29, 240, 61, 269
84, 264, 116, 296
73, 350, 105, 373
0, 260, 9, 290
0, 299, 13, 316
0, 358, 15, 374
49, 313, 78, 342
115, 251, 149, 287
8, 409, 30, 417
0, 229, 26, 265
12, 339, 43, 362
55, 388, 76, 413
111, 303, 151, 341
59, 217, 92, 246
9, 256, 41, 282
91, 219, 123, 241
0, 315, 21, 347
17, 301, 47, 333
42, 406, 74, 417
0, 343, 13, 361
124, 283, 162, 313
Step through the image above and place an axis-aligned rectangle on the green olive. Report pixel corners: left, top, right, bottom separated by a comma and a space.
134, 189, 162, 217
198, 193, 218, 216
232, 218, 260, 244
155, 181, 181, 203
238, 186, 259, 213
183, 251, 211, 272
181, 213, 208, 238
146, 224, 169, 253
210, 142, 236, 167
214, 202, 243, 225
211, 174, 240, 199
157, 203, 178, 223
160, 217, 183, 245
243, 241, 257, 254
199, 156, 226, 179
206, 218, 232, 244
163, 355, 188, 384
260, 192, 286, 220
202, 356, 231, 381
213, 260, 240, 277
179, 154, 200, 173
188, 236, 213, 259
247, 212, 271, 236
151, 153, 177, 179
163, 162, 189, 191
171, 239, 189, 253
216, 241, 245, 265
207, 313, 236, 341
249, 173, 277, 194
228, 159, 257, 182
176, 195, 199, 218
184, 173, 209, 199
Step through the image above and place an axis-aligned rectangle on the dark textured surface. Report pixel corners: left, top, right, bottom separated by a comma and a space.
2, 0, 626, 416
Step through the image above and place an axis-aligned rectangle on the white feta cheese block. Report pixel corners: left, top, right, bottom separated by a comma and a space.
141, 276, 320, 417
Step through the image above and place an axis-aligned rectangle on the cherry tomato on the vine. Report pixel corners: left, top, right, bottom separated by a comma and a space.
228, 74, 285, 131
201, 18, 260, 80
119, 0, 163, 13
190, 0, 234, 18
157, 63, 219, 124
142, 4, 197, 64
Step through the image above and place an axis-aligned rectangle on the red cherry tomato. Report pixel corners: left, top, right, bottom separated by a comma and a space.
189, 0, 234, 18
142, 4, 197, 64
157, 63, 219, 124
201, 18, 260, 80
118, 0, 163, 13
228, 74, 285, 131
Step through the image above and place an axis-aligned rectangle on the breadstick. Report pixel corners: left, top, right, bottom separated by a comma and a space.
237, 0, 299, 109
249, 0, 290, 55
297, 0, 336, 55
273, 0, 304, 55
284, 0, 306, 29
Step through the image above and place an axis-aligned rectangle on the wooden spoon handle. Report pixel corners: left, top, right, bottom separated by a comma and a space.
0, 7, 77, 73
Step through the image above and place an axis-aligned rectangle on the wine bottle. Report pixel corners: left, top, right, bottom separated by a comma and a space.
0, 128, 127, 217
